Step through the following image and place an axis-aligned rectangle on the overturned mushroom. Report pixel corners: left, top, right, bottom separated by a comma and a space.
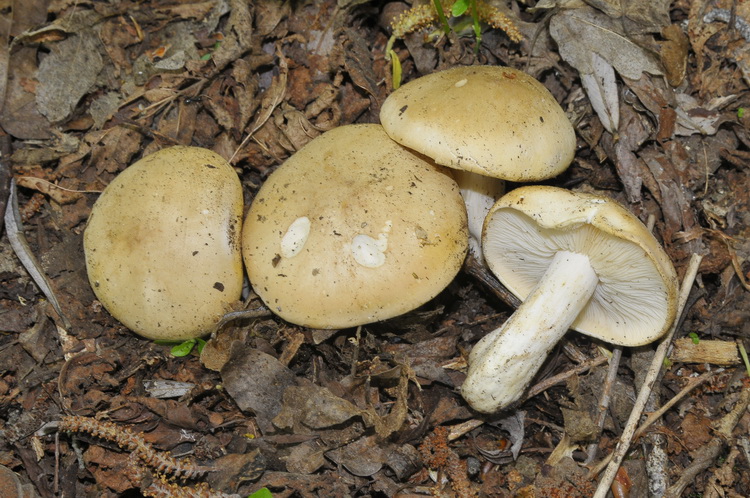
84, 146, 244, 341
461, 186, 679, 413
242, 124, 468, 329
380, 65, 576, 259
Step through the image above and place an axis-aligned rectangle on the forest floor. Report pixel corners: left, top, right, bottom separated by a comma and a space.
1, 0, 750, 497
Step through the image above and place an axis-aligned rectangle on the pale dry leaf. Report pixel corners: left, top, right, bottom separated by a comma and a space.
580, 52, 619, 133
36, 33, 104, 123
325, 435, 388, 477
496, 410, 525, 461
221, 347, 298, 433
550, 7, 663, 80
273, 384, 361, 431
584, 0, 672, 32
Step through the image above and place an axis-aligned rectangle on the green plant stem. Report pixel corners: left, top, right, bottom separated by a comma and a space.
470, 0, 481, 54
433, 0, 451, 34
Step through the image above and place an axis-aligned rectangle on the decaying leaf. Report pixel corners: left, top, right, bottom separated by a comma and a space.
325, 435, 388, 477
36, 33, 104, 123
579, 52, 619, 133
211, 0, 254, 72
4, 180, 71, 329
14, 176, 83, 205
221, 347, 299, 433
550, 7, 665, 135
1, 46, 52, 139
660, 24, 689, 87
583, 0, 671, 32
550, 8, 663, 80
273, 384, 361, 432
496, 410, 525, 461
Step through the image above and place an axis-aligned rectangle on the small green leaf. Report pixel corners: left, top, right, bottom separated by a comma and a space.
200, 53, 213, 61
193, 338, 207, 354
452, 0, 470, 17
171, 339, 197, 357
738, 107, 745, 118
737, 340, 750, 377
249, 488, 273, 498
688, 332, 700, 345
390, 50, 402, 90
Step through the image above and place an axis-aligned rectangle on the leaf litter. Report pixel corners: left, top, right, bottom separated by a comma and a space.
1, 0, 750, 496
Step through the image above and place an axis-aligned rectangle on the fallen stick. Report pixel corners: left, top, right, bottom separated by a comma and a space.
590, 253, 702, 497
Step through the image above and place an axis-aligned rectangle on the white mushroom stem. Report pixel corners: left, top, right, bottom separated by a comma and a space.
453, 170, 504, 262
462, 250, 599, 413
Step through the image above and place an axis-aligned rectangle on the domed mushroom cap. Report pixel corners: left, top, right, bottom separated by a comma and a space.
242, 124, 469, 329
483, 185, 679, 346
84, 146, 244, 341
380, 66, 576, 182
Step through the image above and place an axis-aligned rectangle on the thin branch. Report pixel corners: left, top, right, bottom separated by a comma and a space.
590, 253, 703, 496
525, 354, 609, 399
584, 346, 622, 464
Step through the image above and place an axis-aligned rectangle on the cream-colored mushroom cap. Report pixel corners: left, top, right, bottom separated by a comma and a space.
483, 185, 679, 345
242, 124, 469, 329
380, 66, 576, 182
84, 146, 244, 341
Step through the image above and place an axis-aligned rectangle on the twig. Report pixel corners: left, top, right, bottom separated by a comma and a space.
590, 253, 703, 497
586, 358, 714, 480
525, 354, 610, 399
584, 346, 622, 464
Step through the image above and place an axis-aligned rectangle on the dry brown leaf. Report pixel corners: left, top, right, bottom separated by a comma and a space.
660, 24, 689, 87
273, 384, 361, 432
221, 347, 299, 433
1, 47, 52, 139
325, 435, 389, 477
550, 7, 665, 136
14, 176, 83, 205
36, 33, 104, 123
550, 8, 663, 80
584, 0, 671, 32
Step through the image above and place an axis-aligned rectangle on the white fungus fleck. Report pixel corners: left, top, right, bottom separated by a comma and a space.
351, 220, 392, 268
280, 216, 311, 258
455, 78, 468, 88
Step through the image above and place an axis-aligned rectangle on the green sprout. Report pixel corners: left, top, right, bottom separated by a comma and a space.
688, 332, 700, 345
389, 49, 403, 89
155, 338, 207, 357
386, 1, 521, 87
432, 0, 451, 34
249, 488, 273, 498
738, 340, 750, 377
738, 107, 745, 119
450, 0, 482, 52
200, 41, 222, 61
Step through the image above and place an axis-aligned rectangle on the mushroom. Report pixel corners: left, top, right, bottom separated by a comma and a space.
380, 65, 576, 259
461, 185, 679, 413
242, 124, 468, 329
84, 146, 244, 341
